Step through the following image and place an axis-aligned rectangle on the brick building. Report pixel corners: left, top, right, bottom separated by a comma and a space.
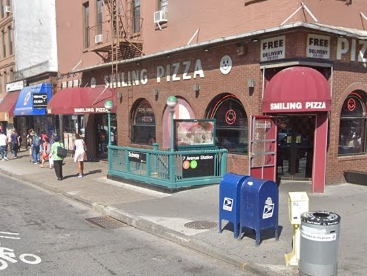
48, 0, 367, 193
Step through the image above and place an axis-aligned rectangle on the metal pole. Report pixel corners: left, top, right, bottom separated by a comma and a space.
170, 108, 174, 152
107, 111, 111, 147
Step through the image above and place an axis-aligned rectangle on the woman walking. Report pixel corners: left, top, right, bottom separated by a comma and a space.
73, 134, 87, 177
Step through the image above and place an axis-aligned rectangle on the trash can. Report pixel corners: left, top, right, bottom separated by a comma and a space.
299, 211, 341, 276
239, 176, 279, 245
219, 173, 248, 238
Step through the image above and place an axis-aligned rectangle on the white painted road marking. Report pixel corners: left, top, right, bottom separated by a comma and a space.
0, 231, 20, 240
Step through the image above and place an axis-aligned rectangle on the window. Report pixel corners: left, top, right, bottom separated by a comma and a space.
0, 1, 3, 18
158, 0, 168, 11
206, 94, 248, 154
83, 2, 90, 48
2, 31, 6, 58
338, 91, 367, 155
7, 26, 12, 55
132, 0, 140, 33
96, 0, 102, 35
131, 100, 156, 145
9, 68, 13, 82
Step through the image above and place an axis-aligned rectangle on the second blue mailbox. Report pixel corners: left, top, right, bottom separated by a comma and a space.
239, 177, 279, 246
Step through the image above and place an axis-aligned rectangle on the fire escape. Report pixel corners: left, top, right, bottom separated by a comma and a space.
90, 0, 144, 65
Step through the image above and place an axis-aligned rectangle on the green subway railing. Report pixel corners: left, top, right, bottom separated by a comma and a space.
107, 144, 228, 191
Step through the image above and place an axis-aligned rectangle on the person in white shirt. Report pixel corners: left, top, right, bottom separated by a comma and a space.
0, 130, 8, 160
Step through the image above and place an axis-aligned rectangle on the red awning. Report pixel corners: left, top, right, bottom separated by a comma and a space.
0, 91, 21, 121
47, 87, 116, 114
262, 66, 331, 113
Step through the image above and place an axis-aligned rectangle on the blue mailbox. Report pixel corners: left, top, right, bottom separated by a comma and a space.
239, 177, 279, 246
219, 173, 248, 238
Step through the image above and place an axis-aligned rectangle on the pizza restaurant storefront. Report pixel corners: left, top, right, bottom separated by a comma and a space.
47, 86, 117, 157
73, 25, 367, 192
261, 66, 331, 193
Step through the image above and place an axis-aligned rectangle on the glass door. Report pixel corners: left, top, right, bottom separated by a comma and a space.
277, 115, 315, 180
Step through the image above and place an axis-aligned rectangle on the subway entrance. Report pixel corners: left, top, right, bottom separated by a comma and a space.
276, 115, 315, 180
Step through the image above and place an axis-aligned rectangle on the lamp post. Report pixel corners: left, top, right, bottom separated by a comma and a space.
166, 96, 178, 152
104, 100, 113, 148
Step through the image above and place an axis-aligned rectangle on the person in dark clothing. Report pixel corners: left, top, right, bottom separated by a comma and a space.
10, 129, 20, 158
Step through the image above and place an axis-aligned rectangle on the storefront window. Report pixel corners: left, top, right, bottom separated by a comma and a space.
131, 100, 156, 145
207, 94, 248, 154
338, 92, 367, 155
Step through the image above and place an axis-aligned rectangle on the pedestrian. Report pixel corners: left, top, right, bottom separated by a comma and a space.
0, 130, 8, 161
10, 128, 20, 158
40, 137, 51, 168
51, 136, 64, 181
40, 130, 48, 152
73, 133, 87, 177
31, 131, 41, 164
26, 128, 34, 160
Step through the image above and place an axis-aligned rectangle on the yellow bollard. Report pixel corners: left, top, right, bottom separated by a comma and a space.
284, 224, 300, 266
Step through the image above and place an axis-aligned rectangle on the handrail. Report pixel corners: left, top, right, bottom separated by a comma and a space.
107, 145, 228, 191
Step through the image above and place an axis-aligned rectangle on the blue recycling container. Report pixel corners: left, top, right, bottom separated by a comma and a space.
239, 176, 279, 246
219, 173, 249, 238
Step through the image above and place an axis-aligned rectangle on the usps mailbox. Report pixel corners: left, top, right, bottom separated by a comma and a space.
219, 173, 249, 238
239, 177, 279, 246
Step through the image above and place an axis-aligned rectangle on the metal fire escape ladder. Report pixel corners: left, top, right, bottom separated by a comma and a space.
95, 0, 144, 62
124, 0, 134, 116
111, 0, 119, 82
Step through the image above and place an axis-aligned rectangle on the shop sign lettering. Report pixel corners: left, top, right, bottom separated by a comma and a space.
269, 101, 326, 111
337, 38, 367, 62
307, 34, 330, 59
104, 59, 205, 88
261, 36, 285, 62
74, 107, 108, 113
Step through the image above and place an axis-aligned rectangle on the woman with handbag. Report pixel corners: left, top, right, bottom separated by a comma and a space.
73, 133, 87, 177
51, 136, 64, 181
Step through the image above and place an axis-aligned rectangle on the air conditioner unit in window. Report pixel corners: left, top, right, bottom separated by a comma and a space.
4, 6, 10, 13
94, 34, 103, 44
154, 10, 167, 24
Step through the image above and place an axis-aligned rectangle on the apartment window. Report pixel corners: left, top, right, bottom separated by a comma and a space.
2, 31, 6, 58
96, 0, 102, 35
0, 1, 3, 18
9, 68, 13, 82
132, 0, 140, 33
158, 0, 167, 11
7, 26, 12, 55
83, 2, 90, 48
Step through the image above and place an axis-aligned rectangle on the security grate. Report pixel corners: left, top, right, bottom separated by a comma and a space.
85, 216, 127, 229
184, 221, 217, 230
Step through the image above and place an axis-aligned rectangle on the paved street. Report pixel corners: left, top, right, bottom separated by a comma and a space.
0, 174, 252, 276
1, 149, 366, 275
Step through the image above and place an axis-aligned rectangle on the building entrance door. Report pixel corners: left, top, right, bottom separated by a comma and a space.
277, 115, 315, 180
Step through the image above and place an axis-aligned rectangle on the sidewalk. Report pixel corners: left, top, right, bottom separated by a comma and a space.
1, 149, 366, 275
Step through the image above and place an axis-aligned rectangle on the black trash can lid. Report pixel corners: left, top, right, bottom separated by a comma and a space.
301, 211, 341, 225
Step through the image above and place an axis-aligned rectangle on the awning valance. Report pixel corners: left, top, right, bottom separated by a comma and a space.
47, 87, 116, 114
262, 66, 331, 113
0, 91, 20, 121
